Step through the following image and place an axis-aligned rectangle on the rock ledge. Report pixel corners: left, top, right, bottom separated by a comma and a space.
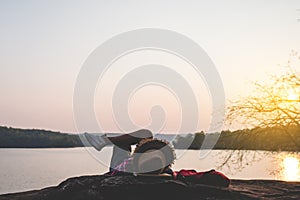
0, 175, 299, 200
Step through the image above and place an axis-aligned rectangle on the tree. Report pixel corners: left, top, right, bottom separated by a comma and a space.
218, 52, 300, 173
227, 52, 300, 146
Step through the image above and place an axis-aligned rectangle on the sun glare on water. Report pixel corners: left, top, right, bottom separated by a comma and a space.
283, 156, 299, 181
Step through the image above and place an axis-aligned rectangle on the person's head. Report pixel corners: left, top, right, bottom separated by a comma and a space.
132, 138, 176, 174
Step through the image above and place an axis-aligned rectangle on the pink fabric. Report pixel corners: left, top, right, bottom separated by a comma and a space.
173, 169, 230, 187
109, 158, 133, 176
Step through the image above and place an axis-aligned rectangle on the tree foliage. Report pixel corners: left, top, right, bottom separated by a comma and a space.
173, 126, 300, 151
0, 126, 83, 148
226, 53, 300, 150
227, 69, 299, 128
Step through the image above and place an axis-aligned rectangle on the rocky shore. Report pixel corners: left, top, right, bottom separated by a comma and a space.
0, 175, 299, 200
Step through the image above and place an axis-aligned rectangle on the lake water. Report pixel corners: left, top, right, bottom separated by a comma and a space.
0, 147, 299, 195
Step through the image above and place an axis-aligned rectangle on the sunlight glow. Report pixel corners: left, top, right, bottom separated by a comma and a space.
287, 89, 298, 101
283, 156, 299, 181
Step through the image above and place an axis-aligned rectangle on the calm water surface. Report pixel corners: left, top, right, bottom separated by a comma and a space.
0, 148, 299, 194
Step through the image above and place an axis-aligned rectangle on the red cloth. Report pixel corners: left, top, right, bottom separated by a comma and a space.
173, 169, 230, 187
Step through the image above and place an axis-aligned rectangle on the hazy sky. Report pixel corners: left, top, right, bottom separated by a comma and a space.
0, 0, 300, 133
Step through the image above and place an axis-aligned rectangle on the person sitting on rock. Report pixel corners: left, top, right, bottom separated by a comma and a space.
84, 129, 230, 187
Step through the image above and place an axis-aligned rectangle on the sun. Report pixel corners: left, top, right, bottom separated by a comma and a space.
287, 89, 298, 101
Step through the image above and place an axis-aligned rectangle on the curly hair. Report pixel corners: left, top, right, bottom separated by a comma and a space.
132, 138, 176, 174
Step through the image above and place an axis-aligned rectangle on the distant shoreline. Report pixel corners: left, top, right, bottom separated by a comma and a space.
0, 125, 299, 152
0, 147, 299, 153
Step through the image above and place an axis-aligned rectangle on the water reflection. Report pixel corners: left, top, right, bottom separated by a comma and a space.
212, 150, 300, 182
281, 155, 300, 181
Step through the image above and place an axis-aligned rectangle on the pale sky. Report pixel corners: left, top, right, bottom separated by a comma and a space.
0, 0, 300, 133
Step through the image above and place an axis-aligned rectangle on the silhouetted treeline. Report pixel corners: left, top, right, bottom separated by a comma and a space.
0, 126, 83, 148
173, 126, 300, 151
1, 126, 300, 151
